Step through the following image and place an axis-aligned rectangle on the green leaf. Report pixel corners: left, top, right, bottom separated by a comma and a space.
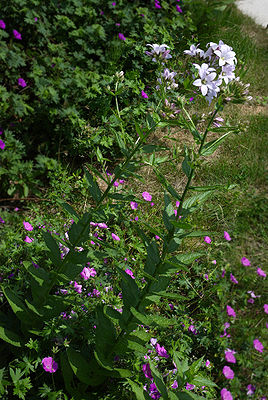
95, 305, 117, 358
59, 201, 79, 221
0, 326, 22, 347
66, 348, 105, 386
149, 361, 169, 400
117, 267, 140, 309
182, 147, 192, 178
144, 241, 160, 276
127, 379, 150, 400
174, 252, 204, 266
84, 168, 102, 203
68, 212, 91, 247
200, 131, 232, 156
43, 232, 62, 267
2, 288, 33, 324
23, 261, 51, 302
152, 291, 186, 301
191, 375, 217, 388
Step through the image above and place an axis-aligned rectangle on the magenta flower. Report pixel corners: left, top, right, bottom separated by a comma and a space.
118, 33, 126, 41
80, 267, 96, 280
176, 5, 182, 12
205, 360, 211, 368
0, 216, 5, 223
221, 388, 233, 400
125, 269, 135, 279
223, 366, 234, 379
142, 363, 152, 379
241, 257, 251, 266
112, 1, 116, 5
73, 281, 82, 293
155, 235, 160, 240
257, 267, 266, 278
13, 29, 22, 40
230, 273, 238, 284
224, 231, 231, 241
264, 304, 268, 314
204, 236, 211, 244
171, 380, 178, 389
247, 384, 256, 396
0, 20, 6, 29
23, 221, 33, 231
155, 1, 162, 9
18, 78, 27, 87
0, 139, 5, 150
185, 383, 195, 390
155, 343, 169, 358
225, 350, 236, 363
142, 191, 152, 201
130, 201, 138, 210
42, 357, 58, 373
141, 90, 148, 99
253, 339, 264, 353
24, 236, 34, 243
97, 222, 108, 229
111, 232, 120, 241
226, 305, 236, 318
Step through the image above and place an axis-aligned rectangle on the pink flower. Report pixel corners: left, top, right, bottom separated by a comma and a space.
226, 305, 236, 318
155, 343, 169, 358
13, 29, 22, 40
176, 5, 182, 12
42, 357, 58, 373
253, 339, 264, 353
118, 33, 126, 41
0, 139, 5, 150
18, 78, 27, 87
97, 222, 108, 229
0, 20, 6, 29
155, 1, 162, 9
142, 363, 152, 379
171, 380, 178, 389
73, 281, 82, 293
125, 269, 135, 279
185, 383, 195, 390
205, 360, 211, 368
80, 267, 96, 280
23, 221, 33, 231
257, 267, 266, 278
24, 236, 34, 243
130, 201, 138, 210
224, 231, 231, 241
230, 273, 238, 284
225, 350, 236, 363
222, 366, 234, 379
155, 235, 160, 240
221, 388, 233, 400
142, 191, 152, 201
112, 1, 116, 5
246, 384, 256, 396
212, 259, 217, 264
264, 304, 268, 314
141, 90, 148, 99
111, 232, 120, 241
0, 216, 5, 223
241, 257, 251, 266
204, 236, 211, 244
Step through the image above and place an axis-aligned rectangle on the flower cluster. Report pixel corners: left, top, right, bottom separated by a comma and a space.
184, 40, 237, 103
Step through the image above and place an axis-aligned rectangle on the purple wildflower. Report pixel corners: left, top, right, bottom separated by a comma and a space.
221, 388, 233, 400
0, 20, 6, 29
155, 343, 169, 358
13, 29, 22, 40
42, 357, 58, 373
0, 139, 5, 150
223, 366, 234, 379
141, 90, 148, 99
226, 305, 236, 318
118, 33, 126, 41
224, 231, 231, 241
241, 257, 251, 266
230, 273, 238, 284
253, 339, 264, 353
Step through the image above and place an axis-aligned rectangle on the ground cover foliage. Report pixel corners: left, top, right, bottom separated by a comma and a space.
0, 1, 267, 399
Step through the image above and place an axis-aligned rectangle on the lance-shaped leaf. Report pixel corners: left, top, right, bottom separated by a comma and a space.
127, 379, 151, 400
95, 305, 117, 359
144, 241, 160, 276
191, 376, 217, 388
149, 360, 169, 400
58, 201, 79, 222
43, 231, 62, 267
183, 191, 213, 211
66, 348, 105, 386
84, 168, 102, 203
117, 267, 140, 309
182, 147, 192, 178
154, 169, 181, 201
68, 212, 91, 247
0, 325, 22, 347
176, 392, 205, 400
2, 287, 35, 324
162, 193, 175, 232
23, 261, 51, 303
200, 131, 232, 156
